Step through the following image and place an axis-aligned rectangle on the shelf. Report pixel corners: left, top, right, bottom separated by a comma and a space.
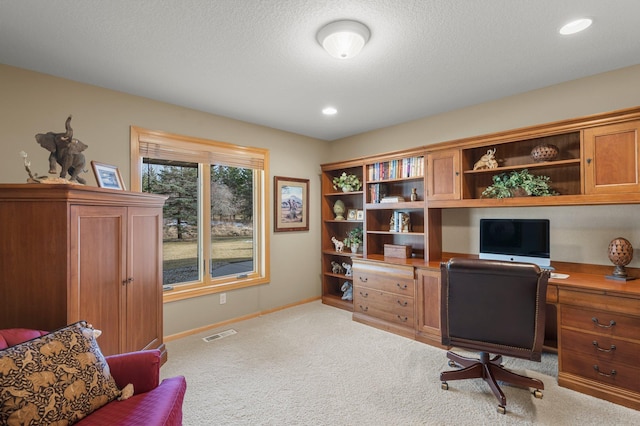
427, 192, 640, 208
325, 190, 364, 196
366, 201, 424, 210
324, 219, 363, 223
322, 294, 353, 311
463, 158, 580, 175
322, 249, 363, 258
366, 231, 425, 236
368, 175, 424, 184
325, 272, 353, 280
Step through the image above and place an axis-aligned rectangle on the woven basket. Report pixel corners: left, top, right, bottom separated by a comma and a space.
530, 144, 559, 162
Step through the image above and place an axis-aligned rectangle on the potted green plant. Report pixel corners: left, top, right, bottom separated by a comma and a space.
344, 226, 363, 253
481, 169, 558, 198
332, 172, 362, 192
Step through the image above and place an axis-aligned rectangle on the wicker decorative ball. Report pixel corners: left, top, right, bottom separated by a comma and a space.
608, 237, 633, 277
530, 144, 559, 162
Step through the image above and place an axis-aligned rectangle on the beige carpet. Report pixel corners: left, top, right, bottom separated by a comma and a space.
161, 301, 640, 425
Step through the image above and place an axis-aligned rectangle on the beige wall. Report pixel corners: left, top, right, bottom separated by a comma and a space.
0, 64, 328, 336
329, 64, 640, 269
3, 63, 640, 338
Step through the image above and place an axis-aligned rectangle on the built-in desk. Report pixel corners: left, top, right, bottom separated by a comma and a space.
547, 272, 640, 411
357, 255, 640, 411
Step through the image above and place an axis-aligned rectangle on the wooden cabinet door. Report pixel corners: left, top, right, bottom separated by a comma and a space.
415, 268, 442, 345
427, 150, 460, 200
69, 205, 127, 357
125, 206, 163, 353
584, 121, 640, 194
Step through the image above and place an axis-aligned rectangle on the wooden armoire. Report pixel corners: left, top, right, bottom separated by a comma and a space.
0, 184, 167, 361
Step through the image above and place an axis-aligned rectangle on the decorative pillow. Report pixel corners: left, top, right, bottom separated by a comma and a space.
0, 321, 121, 425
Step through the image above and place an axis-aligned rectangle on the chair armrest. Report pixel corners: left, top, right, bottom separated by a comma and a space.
105, 349, 161, 395
0, 328, 48, 349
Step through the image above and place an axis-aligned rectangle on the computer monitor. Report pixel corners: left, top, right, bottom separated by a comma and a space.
479, 219, 551, 268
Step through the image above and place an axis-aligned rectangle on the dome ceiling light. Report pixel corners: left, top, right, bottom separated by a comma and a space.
317, 20, 371, 59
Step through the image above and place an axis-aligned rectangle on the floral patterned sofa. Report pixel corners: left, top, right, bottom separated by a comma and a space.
0, 326, 186, 425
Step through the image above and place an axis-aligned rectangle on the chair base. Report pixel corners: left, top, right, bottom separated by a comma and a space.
440, 351, 544, 413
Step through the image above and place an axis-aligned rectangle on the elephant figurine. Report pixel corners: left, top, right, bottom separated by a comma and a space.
35, 115, 88, 184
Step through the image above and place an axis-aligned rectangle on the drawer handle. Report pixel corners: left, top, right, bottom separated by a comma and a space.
591, 317, 616, 328
396, 283, 408, 290
397, 315, 408, 322
592, 341, 616, 353
359, 276, 368, 283
397, 300, 408, 307
593, 365, 617, 378
358, 305, 368, 312
359, 291, 368, 298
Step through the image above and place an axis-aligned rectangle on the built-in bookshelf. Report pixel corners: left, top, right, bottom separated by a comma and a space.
320, 161, 364, 311
368, 156, 424, 181
364, 152, 427, 260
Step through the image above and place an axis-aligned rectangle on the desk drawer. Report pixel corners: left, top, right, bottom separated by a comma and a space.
353, 289, 414, 326
352, 261, 415, 297
560, 306, 640, 341
560, 328, 639, 366
558, 289, 640, 317
561, 349, 640, 392
353, 303, 415, 329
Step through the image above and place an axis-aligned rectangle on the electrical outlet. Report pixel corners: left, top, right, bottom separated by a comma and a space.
219, 293, 226, 304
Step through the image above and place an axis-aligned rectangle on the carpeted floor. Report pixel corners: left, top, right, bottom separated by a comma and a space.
161, 301, 640, 425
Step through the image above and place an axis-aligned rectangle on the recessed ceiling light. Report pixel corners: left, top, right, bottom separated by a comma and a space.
322, 107, 338, 115
559, 18, 593, 35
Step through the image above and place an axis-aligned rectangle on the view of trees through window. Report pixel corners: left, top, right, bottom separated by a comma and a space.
142, 160, 255, 286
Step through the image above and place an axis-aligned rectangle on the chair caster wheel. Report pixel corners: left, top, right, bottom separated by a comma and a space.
441, 382, 449, 390
533, 389, 543, 399
497, 405, 506, 415
448, 360, 457, 367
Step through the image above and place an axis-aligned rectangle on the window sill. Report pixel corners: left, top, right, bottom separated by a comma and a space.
162, 275, 270, 303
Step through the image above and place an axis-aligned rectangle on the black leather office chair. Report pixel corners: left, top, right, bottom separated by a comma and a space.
439, 258, 549, 414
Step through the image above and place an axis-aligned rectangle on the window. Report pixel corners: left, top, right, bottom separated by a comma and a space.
130, 127, 270, 302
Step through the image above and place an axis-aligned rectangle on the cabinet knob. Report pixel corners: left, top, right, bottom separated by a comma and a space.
122, 277, 134, 285
396, 283, 408, 290
359, 291, 368, 298
397, 299, 408, 307
586, 158, 592, 164
359, 276, 368, 283
396, 315, 408, 322
358, 305, 368, 312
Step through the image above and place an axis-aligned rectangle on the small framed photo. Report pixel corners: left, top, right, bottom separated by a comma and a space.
274, 176, 309, 232
356, 210, 364, 221
91, 161, 126, 190
347, 209, 357, 220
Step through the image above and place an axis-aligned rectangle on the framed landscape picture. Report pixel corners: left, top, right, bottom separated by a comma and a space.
274, 176, 309, 232
91, 161, 125, 190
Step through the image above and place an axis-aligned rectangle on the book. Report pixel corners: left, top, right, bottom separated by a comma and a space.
380, 196, 405, 203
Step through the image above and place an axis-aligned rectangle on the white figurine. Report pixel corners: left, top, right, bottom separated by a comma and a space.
341, 281, 353, 301
342, 262, 352, 277
331, 236, 344, 252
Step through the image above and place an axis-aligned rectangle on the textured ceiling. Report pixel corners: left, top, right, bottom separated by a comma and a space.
1, 1, 639, 141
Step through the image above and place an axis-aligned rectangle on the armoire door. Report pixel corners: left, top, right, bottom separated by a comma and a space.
125, 206, 163, 353
69, 205, 127, 356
